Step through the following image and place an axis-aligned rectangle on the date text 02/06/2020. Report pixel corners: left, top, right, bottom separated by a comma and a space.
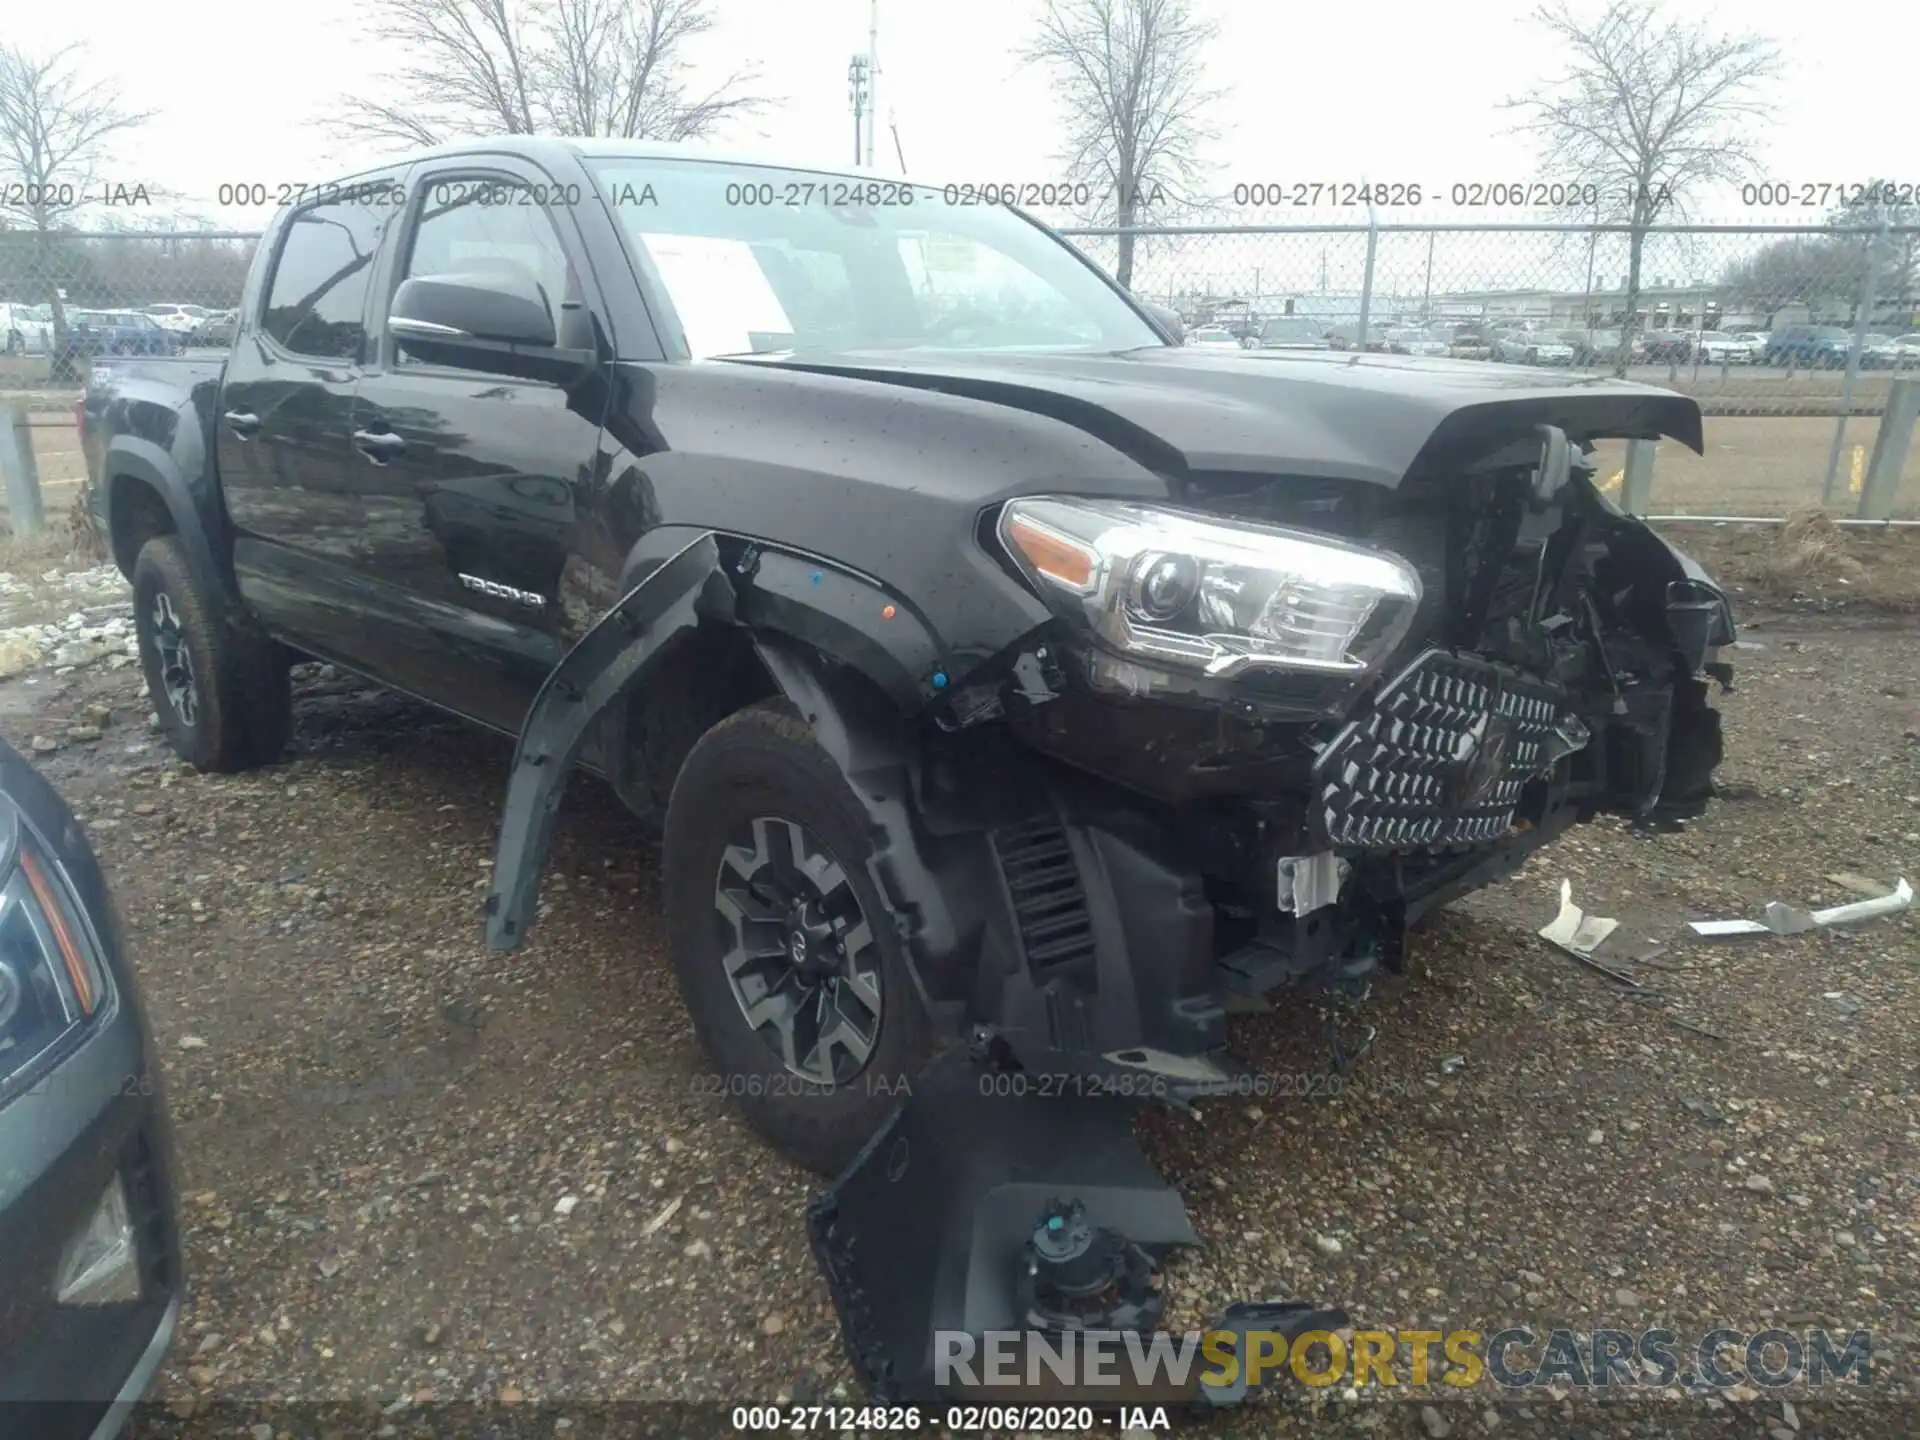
728, 1404, 1168, 1433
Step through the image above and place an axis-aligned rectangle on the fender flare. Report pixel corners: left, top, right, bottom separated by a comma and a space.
616, 525, 952, 711
485, 531, 734, 950
99, 436, 232, 603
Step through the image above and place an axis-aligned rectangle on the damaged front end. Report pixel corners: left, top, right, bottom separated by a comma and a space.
480, 399, 1732, 1411
806, 421, 1735, 1409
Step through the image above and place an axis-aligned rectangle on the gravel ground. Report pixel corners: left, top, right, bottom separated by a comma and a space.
0, 572, 1914, 1439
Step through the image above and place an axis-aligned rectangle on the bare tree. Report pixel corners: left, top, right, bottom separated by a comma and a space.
1023, 0, 1223, 290
0, 43, 152, 373
336, 0, 765, 151
1719, 236, 1872, 327
1827, 181, 1920, 319
1507, 0, 1780, 374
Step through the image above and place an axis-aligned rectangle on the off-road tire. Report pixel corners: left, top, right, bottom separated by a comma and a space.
663, 701, 934, 1175
132, 535, 290, 772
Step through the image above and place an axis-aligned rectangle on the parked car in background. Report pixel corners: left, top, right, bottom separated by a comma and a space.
1246, 315, 1332, 350
187, 310, 239, 347
1492, 329, 1575, 366
1185, 325, 1243, 354
1381, 327, 1450, 357
0, 738, 181, 1436
1892, 334, 1920, 368
1556, 328, 1635, 367
1859, 333, 1904, 370
1445, 322, 1495, 360
59, 311, 177, 361
1764, 325, 1854, 369
1639, 330, 1694, 363
2, 303, 57, 356
1694, 332, 1753, 365
140, 305, 211, 340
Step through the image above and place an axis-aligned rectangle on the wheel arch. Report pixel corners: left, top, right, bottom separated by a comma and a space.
100, 439, 230, 604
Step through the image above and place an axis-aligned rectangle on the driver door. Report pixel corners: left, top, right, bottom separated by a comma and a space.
344, 161, 611, 732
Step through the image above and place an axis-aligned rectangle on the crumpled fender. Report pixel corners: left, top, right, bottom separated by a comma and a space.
483, 530, 976, 967
484, 532, 733, 950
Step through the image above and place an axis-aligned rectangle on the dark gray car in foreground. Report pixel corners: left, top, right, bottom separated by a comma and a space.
0, 739, 181, 1437
81, 136, 1732, 1409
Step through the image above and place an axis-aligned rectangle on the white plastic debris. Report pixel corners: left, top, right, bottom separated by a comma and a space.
1689, 878, 1913, 937
640, 1195, 683, 1237
1539, 879, 1620, 956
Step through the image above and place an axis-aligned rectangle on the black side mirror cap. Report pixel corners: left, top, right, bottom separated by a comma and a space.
389, 271, 598, 386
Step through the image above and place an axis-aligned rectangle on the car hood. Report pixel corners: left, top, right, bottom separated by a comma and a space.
728, 346, 1703, 487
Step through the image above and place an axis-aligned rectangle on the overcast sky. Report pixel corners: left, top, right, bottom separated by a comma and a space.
12, 0, 1913, 233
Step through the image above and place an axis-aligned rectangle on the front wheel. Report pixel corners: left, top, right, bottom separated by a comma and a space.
663, 702, 935, 1174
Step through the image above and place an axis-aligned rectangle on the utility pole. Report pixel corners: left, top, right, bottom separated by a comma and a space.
865, 0, 880, 168
848, 55, 871, 166
1421, 231, 1435, 323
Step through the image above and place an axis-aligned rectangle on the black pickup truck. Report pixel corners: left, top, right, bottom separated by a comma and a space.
82, 136, 1734, 1407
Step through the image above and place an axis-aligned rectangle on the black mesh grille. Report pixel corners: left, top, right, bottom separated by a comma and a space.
1312, 649, 1567, 850
992, 818, 1096, 976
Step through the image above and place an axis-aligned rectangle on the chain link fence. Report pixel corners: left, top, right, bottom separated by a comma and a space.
3, 220, 1918, 517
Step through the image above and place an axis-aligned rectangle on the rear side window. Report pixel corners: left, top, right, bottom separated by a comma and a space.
262, 199, 386, 359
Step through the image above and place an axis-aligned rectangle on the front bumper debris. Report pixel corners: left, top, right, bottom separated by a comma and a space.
807, 1047, 1350, 1408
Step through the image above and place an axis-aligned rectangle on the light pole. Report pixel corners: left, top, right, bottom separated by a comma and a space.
848, 56, 870, 167
865, 0, 880, 168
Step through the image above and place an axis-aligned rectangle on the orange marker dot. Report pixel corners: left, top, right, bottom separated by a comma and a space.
881, 605, 897, 620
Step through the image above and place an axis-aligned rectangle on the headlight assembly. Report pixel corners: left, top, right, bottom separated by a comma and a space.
0, 813, 110, 1103
997, 497, 1422, 680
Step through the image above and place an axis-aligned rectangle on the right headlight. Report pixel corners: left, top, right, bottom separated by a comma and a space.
997, 496, 1422, 679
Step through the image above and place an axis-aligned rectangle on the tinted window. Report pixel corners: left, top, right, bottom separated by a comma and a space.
397, 177, 573, 366
262, 200, 386, 359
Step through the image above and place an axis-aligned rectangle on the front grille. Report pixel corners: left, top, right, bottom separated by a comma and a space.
1312, 649, 1567, 850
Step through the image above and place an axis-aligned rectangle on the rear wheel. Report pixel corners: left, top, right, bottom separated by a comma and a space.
132, 536, 291, 772
663, 702, 934, 1174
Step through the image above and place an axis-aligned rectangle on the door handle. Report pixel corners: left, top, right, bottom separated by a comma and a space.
352, 428, 408, 462
223, 409, 260, 437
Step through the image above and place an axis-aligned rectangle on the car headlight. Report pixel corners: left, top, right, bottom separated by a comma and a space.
0, 820, 110, 1102
997, 496, 1422, 679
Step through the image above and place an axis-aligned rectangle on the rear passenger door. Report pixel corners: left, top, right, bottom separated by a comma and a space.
344, 161, 608, 732
220, 183, 402, 666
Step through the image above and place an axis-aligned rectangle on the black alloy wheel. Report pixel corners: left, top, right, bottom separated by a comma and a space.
149, 590, 199, 729
712, 814, 883, 1087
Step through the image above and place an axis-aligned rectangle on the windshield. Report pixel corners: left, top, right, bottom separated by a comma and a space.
1259, 318, 1322, 341
586, 159, 1162, 357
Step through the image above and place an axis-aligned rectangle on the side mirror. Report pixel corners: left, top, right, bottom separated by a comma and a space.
389, 271, 596, 385
1137, 299, 1186, 343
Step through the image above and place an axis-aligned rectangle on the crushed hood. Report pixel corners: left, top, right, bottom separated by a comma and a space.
728, 346, 1704, 489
